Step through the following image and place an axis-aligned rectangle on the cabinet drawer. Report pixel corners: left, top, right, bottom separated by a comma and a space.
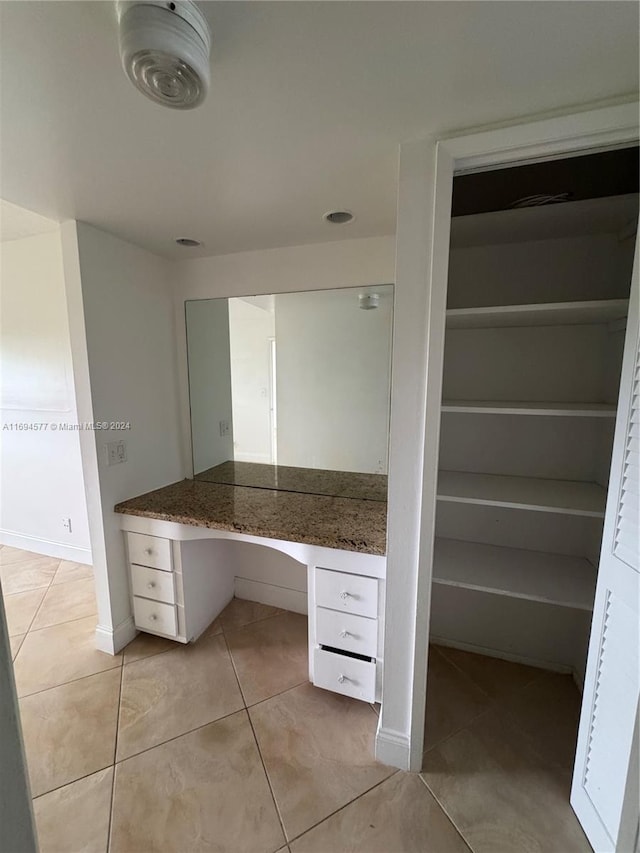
316, 607, 378, 658
131, 564, 176, 605
133, 596, 178, 637
315, 568, 378, 618
313, 647, 376, 702
127, 532, 172, 572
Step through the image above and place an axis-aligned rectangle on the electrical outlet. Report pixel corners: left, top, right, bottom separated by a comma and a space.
219, 420, 230, 437
62, 517, 72, 533
106, 440, 127, 466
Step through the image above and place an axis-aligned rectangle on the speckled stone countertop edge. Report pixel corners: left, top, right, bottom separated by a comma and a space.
114, 480, 387, 557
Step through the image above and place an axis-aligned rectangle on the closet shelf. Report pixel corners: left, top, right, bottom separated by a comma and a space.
446, 298, 629, 329
441, 400, 616, 417
432, 538, 597, 611
437, 470, 606, 518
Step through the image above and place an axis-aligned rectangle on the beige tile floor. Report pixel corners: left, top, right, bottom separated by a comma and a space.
2, 545, 591, 853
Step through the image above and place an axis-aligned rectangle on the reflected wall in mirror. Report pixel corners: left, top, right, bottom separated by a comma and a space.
185, 285, 393, 500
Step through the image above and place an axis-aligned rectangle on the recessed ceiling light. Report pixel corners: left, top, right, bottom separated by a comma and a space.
176, 237, 201, 247
323, 210, 355, 225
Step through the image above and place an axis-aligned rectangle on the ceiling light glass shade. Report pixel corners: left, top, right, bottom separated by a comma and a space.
117, 1, 211, 109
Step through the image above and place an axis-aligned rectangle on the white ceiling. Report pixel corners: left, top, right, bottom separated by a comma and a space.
0, 2, 638, 259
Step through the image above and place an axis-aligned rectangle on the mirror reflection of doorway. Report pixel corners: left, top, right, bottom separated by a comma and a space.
228, 296, 276, 465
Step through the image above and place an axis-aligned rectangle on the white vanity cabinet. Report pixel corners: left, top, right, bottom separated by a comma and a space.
120, 515, 386, 704
308, 562, 385, 704
125, 530, 234, 643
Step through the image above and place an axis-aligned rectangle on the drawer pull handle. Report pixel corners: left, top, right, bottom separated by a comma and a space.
340, 630, 351, 639
339, 591, 351, 600
149, 614, 158, 622
147, 582, 156, 590
144, 548, 154, 556
338, 674, 349, 684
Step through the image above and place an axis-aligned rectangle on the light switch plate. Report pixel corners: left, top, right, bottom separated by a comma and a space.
106, 440, 127, 466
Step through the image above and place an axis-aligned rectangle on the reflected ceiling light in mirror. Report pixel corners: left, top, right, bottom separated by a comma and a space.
359, 292, 379, 310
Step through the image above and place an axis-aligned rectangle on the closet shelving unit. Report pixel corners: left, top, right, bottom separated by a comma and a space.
432, 295, 630, 642
445, 298, 629, 329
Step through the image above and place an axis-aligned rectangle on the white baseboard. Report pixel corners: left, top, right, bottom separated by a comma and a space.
431, 635, 572, 674
375, 725, 411, 770
234, 577, 307, 615
0, 529, 92, 565
95, 617, 137, 655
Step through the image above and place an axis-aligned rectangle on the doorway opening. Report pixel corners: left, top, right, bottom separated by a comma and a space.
420, 144, 638, 847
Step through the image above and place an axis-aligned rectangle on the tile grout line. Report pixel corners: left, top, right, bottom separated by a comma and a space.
420, 646, 502, 757
221, 626, 289, 846
245, 706, 289, 845
19, 557, 62, 638
31, 761, 115, 803
114, 705, 249, 766
245, 679, 309, 711
416, 773, 475, 853
220, 608, 295, 640
16, 659, 123, 701
422, 706, 494, 760
106, 660, 125, 852
20, 607, 100, 639
431, 645, 492, 702
19, 608, 99, 636
284, 770, 402, 847
436, 643, 545, 699
49, 573, 95, 588
221, 631, 248, 708
121, 629, 223, 671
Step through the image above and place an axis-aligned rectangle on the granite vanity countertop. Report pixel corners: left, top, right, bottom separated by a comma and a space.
195, 460, 387, 502
114, 478, 387, 556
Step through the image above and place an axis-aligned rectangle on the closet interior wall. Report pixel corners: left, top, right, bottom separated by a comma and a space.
430, 214, 636, 686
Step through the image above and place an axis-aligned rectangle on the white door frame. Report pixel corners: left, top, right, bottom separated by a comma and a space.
380, 101, 638, 772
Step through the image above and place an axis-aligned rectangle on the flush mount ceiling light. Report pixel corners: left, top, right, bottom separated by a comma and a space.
117, 1, 211, 109
176, 237, 201, 246
323, 210, 355, 225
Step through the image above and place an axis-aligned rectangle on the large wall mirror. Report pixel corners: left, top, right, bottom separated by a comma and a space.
185, 285, 393, 500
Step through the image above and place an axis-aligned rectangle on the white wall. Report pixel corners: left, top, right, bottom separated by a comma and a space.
63, 222, 183, 652
447, 233, 635, 308
186, 299, 234, 474
275, 287, 392, 472
228, 297, 275, 464
0, 231, 91, 562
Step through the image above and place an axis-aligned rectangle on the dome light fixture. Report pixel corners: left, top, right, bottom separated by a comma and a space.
117, 1, 212, 109
176, 237, 201, 247
323, 209, 355, 225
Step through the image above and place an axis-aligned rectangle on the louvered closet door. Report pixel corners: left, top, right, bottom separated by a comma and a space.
571, 241, 640, 853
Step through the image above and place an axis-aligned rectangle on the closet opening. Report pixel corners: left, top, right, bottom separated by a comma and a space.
420, 144, 638, 836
